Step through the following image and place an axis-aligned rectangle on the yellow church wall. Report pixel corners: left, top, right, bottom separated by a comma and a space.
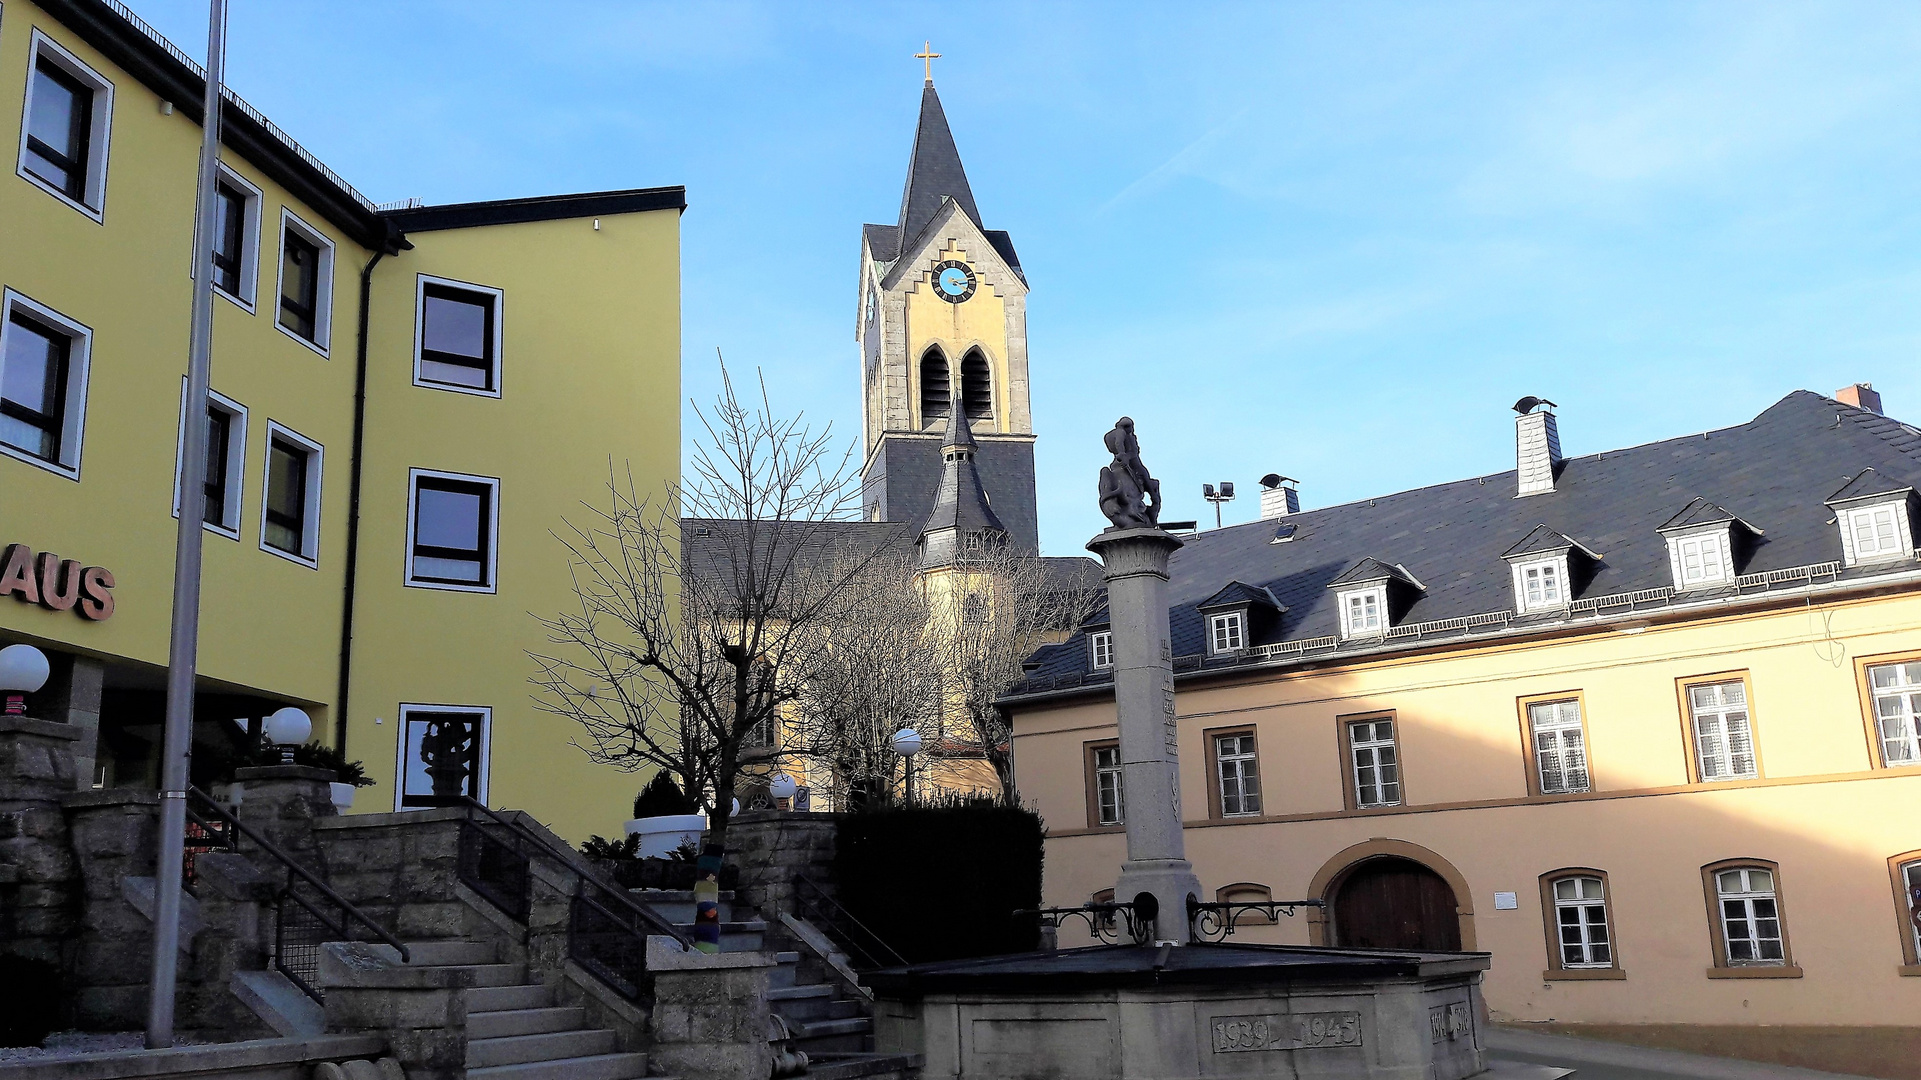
342, 210, 682, 842
902, 240, 1012, 433
1012, 588, 1921, 1027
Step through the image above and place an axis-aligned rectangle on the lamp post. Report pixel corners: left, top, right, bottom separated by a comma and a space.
262, 707, 312, 765
769, 773, 797, 811
890, 728, 922, 806
0, 644, 50, 716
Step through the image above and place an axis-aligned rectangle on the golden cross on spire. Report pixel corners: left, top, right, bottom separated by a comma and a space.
915, 41, 941, 84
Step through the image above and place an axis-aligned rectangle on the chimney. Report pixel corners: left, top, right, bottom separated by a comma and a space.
1837, 383, 1883, 415
1258, 474, 1300, 519
1513, 396, 1561, 497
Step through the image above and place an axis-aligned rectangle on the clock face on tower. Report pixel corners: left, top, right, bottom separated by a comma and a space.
932, 260, 977, 304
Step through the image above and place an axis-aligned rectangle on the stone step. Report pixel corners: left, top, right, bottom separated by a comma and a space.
671, 920, 766, 952
469, 1006, 587, 1039
798, 1017, 872, 1039
793, 1014, 874, 1055
415, 962, 525, 987
629, 889, 735, 924
766, 984, 834, 1003
468, 983, 555, 1012
774, 951, 801, 964
826, 998, 866, 1021
466, 1051, 651, 1080
804, 1053, 924, 1080
467, 1030, 619, 1069
766, 983, 837, 1023
400, 939, 497, 966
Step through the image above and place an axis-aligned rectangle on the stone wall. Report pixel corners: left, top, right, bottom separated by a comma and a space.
62, 789, 159, 1029
0, 717, 83, 971
726, 811, 839, 920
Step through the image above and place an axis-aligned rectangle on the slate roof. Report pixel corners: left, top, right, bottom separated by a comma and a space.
1825, 467, 1913, 506
918, 394, 1008, 548
1656, 497, 1759, 535
1326, 557, 1425, 590
680, 517, 915, 595
861, 85, 1024, 279
1501, 524, 1600, 561
1197, 581, 1284, 612
1013, 391, 1921, 694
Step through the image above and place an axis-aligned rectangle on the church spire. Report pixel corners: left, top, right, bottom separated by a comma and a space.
895, 82, 981, 252
917, 389, 1006, 569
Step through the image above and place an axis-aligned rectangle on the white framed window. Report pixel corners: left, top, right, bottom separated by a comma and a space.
0, 288, 92, 479
406, 468, 500, 593
1512, 558, 1566, 612
1214, 732, 1262, 816
1089, 630, 1113, 671
1715, 867, 1786, 966
1527, 699, 1589, 794
1670, 532, 1729, 589
1208, 611, 1245, 654
259, 421, 323, 567
1688, 680, 1756, 781
275, 208, 335, 354
1348, 718, 1400, 807
1094, 744, 1123, 826
394, 704, 491, 810
1901, 859, 1921, 963
18, 30, 114, 220
1339, 587, 1385, 637
1552, 876, 1612, 968
207, 165, 262, 310
1844, 504, 1909, 564
414, 275, 503, 396
1866, 661, 1921, 767
173, 381, 248, 538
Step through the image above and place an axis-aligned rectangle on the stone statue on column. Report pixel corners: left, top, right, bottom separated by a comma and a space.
1086, 417, 1201, 943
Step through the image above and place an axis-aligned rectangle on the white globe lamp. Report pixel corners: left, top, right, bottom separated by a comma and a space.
0, 644, 50, 717
769, 773, 798, 809
263, 706, 312, 765
891, 727, 923, 805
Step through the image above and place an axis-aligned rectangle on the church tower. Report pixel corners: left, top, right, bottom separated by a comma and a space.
858, 71, 1038, 552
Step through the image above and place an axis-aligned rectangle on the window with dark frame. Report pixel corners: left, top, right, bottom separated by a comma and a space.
263, 436, 309, 555
411, 476, 493, 586
418, 283, 497, 390
1901, 859, 1921, 964
1214, 732, 1262, 816
399, 709, 484, 808
1348, 718, 1401, 807
1094, 744, 1124, 826
211, 181, 247, 297
279, 228, 321, 340
24, 58, 92, 202
1, 309, 72, 463
201, 406, 232, 527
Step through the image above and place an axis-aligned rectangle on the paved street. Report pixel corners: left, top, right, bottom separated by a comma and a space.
1489, 1028, 1884, 1080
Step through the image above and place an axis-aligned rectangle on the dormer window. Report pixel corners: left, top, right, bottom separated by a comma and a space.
1657, 500, 1758, 592
1519, 560, 1563, 609
1825, 470, 1916, 568
1090, 630, 1113, 670
1675, 532, 1728, 587
1340, 588, 1384, 636
1502, 525, 1600, 614
1209, 611, 1245, 654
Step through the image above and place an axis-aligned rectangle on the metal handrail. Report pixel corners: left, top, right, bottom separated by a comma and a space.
794, 873, 908, 970
185, 786, 409, 962
454, 798, 694, 949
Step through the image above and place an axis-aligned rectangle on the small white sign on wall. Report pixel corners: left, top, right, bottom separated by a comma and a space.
1493, 891, 1519, 910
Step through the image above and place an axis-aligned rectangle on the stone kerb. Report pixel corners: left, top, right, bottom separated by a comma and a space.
643, 936, 774, 1080
0, 716, 83, 971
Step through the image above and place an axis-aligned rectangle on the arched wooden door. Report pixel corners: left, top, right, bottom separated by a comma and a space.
1331, 856, 1461, 951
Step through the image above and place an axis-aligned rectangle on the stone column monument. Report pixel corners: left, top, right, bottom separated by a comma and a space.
1086, 416, 1203, 943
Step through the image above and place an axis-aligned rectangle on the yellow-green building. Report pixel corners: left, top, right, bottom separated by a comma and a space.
0, 0, 680, 841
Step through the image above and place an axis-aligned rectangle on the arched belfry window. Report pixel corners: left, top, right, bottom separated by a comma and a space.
961, 349, 994, 421
920, 347, 950, 426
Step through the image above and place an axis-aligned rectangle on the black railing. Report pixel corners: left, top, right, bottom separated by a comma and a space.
451, 799, 691, 1000
793, 873, 908, 971
1019, 898, 1156, 946
184, 787, 409, 1001
1186, 897, 1324, 942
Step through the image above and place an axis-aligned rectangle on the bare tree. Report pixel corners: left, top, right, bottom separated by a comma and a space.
781, 549, 947, 808
529, 365, 889, 848
936, 545, 1104, 800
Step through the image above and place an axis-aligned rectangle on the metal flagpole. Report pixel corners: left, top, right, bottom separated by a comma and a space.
147, 0, 228, 1049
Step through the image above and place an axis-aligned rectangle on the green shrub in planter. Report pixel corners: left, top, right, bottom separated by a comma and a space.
631, 772, 696, 819
833, 794, 1043, 964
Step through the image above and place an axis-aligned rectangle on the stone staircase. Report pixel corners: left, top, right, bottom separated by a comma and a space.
400, 940, 659, 1080
632, 889, 879, 1060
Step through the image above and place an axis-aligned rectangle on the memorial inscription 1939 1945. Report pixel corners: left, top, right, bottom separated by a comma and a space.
1210, 1011, 1363, 1054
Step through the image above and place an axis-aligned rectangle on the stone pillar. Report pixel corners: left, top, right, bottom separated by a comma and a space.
63, 789, 159, 1028
0, 715, 83, 970
233, 764, 336, 871
1085, 526, 1201, 943
321, 942, 471, 1080
645, 936, 774, 1080
36, 653, 104, 790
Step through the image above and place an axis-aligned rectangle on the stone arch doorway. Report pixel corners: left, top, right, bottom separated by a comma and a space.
1306, 839, 1477, 951
1330, 857, 1460, 950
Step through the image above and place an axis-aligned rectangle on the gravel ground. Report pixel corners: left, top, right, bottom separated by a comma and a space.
0, 1032, 210, 1062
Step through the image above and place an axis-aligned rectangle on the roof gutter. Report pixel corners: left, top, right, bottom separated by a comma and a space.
1000, 566, 1921, 710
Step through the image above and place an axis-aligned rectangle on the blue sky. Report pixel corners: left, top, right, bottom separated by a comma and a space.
135, 2, 1921, 555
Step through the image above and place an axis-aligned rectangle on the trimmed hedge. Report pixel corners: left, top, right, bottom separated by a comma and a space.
832, 796, 1043, 964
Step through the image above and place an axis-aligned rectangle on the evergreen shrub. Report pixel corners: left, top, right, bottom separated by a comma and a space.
631, 771, 696, 818
832, 794, 1043, 964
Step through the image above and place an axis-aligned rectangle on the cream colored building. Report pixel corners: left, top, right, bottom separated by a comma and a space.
1008, 388, 1921, 1060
